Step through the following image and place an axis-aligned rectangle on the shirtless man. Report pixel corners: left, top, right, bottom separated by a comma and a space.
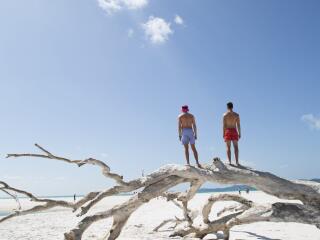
178, 105, 201, 167
223, 102, 241, 165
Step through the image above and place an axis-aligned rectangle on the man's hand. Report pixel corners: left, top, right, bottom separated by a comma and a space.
179, 135, 182, 141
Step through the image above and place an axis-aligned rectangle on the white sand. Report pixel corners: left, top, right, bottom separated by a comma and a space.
0, 191, 320, 240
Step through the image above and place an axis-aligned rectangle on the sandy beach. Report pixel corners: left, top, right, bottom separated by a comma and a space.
0, 191, 320, 240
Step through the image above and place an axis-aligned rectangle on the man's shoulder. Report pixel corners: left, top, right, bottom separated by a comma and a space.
178, 113, 186, 118
224, 111, 239, 117
178, 113, 195, 121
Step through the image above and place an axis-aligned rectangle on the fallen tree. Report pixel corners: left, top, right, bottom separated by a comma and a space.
1, 144, 320, 240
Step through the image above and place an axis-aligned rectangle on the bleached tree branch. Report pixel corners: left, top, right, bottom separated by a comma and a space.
202, 194, 253, 224
0, 180, 100, 223
1, 146, 320, 240
64, 176, 185, 240
0, 188, 21, 211
7, 144, 126, 185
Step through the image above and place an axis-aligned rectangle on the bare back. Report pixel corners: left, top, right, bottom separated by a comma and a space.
223, 111, 240, 129
178, 113, 195, 129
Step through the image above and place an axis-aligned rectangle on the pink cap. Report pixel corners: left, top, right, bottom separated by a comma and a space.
181, 105, 189, 113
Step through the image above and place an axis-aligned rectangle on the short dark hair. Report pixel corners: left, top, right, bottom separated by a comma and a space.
227, 102, 233, 109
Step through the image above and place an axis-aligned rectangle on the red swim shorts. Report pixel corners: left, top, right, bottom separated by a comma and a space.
224, 128, 239, 141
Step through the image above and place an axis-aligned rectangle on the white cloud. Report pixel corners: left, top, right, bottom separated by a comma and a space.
174, 15, 184, 25
123, 0, 148, 9
128, 28, 134, 38
97, 0, 148, 14
301, 114, 320, 130
142, 16, 173, 44
97, 0, 121, 13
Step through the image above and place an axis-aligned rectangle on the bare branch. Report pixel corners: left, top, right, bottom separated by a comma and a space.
0, 189, 21, 210
7, 144, 126, 185
202, 194, 253, 224
153, 219, 180, 232
217, 204, 244, 217
64, 176, 185, 240
2, 146, 320, 240
0, 180, 100, 223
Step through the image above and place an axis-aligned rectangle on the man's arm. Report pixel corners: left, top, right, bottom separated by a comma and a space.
192, 116, 197, 139
178, 117, 182, 140
237, 115, 241, 139
223, 115, 226, 138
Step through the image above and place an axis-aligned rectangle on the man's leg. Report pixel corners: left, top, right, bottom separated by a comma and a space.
226, 141, 231, 164
191, 144, 201, 167
232, 140, 239, 165
184, 144, 190, 165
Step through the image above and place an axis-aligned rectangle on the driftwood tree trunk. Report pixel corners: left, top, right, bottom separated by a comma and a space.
1, 144, 320, 239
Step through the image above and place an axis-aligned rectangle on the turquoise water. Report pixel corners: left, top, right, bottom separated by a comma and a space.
0, 186, 256, 218
1, 188, 255, 199
197, 185, 256, 193
0, 193, 134, 200
0, 211, 10, 216
0, 195, 83, 200
0, 186, 256, 202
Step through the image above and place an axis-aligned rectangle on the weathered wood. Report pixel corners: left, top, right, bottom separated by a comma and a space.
1, 145, 320, 240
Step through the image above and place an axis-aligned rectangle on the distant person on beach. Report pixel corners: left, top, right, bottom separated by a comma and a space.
73, 194, 76, 202
223, 102, 241, 165
178, 105, 202, 168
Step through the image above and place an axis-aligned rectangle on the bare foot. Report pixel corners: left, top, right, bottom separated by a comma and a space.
196, 163, 202, 168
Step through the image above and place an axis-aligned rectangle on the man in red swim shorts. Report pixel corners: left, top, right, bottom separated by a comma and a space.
223, 102, 241, 165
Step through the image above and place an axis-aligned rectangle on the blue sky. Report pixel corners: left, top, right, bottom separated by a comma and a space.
0, 0, 319, 196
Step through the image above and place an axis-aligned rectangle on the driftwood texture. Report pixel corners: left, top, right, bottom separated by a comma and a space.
1, 144, 320, 240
